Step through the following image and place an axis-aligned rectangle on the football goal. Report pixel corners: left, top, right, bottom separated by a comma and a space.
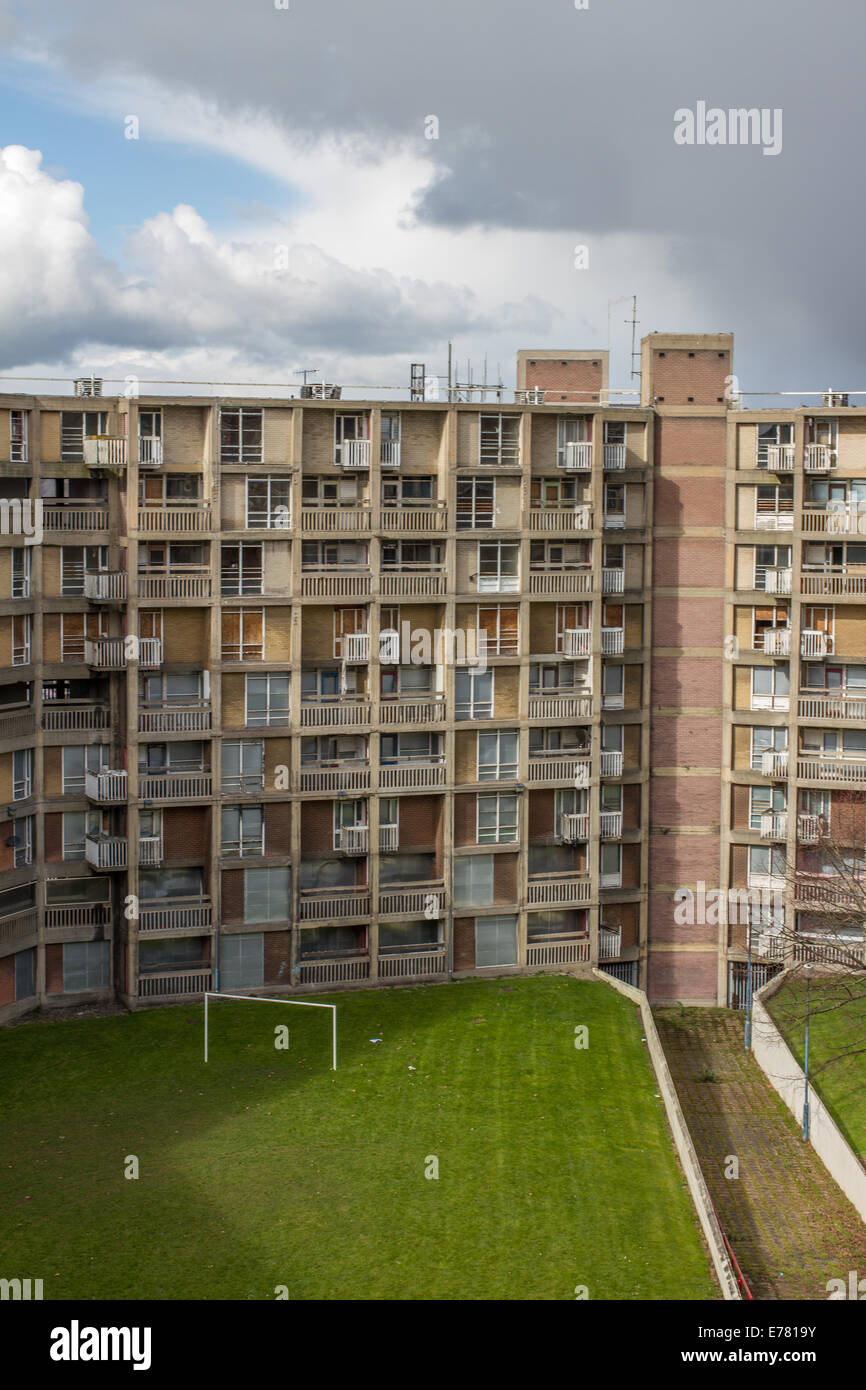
203, 992, 337, 1070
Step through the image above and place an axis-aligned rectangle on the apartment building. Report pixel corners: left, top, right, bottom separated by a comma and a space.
0, 333, 861, 1020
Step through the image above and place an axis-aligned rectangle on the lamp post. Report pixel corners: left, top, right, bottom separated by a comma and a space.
744, 917, 753, 1049
802, 963, 813, 1142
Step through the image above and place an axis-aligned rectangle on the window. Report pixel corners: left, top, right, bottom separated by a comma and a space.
479, 414, 520, 467
220, 934, 265, 990
477, 730, 518, 781
749, 786, 785, 831
334, 413, 369, 465
477, 542, 519, 593
530, 539, 590, 571
220, 407, 263, 463
751, 664, 790, 710
382, 476, 432, 506
556, 602, 590, 653
301, 667, 357, 702
750, 726, 787, 770
12, 747, 32, 800
756, 422, 793, 467
455, 667, 493, 719
222, 609, 264, 661
138, 409, 162, 464
246, 476, 290, 529
529, 662, 580, 693
11, 548, 30, 598
531, 477, 579, 509
62, 941, 110, 993
221, 543, 264, 595
380, 540, 440, 570
11, 814, 33, 868
14, 947, 35, 1000
748, 845, 785, 885
477, 606, 518, 656
302, 475, 360, 507
600, 842, 622, 887
139, 867, 204, 900
62, 810, 102, 861
602, 665, 625, 708
380, 732, 438, 764
221, 740, 265, 794
138, 741, 203, 774
245, 674, 289, 727
477, 793, 518, 844
140, 672, 204, 707
244, 867, 290, 922
61, 411, 106, 461
530, 726, 589, 756
475, 914, 517, 967
454, 855, 494, 907
604, 421, 626, 445
61, 547, 107, 597
62, 745, 108, 794
333, 607, 367, 660
379, 920, 439, 951
556, 416, 590, 468
12, 613, 30, 664
302, 540, 369, 570
10, 410, 27, 463
333, 798, 368, 851
61, 611, 106, 662
221, 805, 265, 857
456, 479, 495, 529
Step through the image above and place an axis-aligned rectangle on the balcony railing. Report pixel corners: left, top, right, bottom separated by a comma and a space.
800, 572, 866, 597
84, 571, 128, 601
85, 637, 162, 669
558, 443, 592, 471
602, 568, 625, 594
526, 937, 590, 966
755, 567, 792, 594
600, 750, 624, 776
476, 573, 519, 594
338, 825, 369, 856
602, 512, 627, 530
41, 701, 110, 733
379, 568, 446, 597
760, 750, 788, 778
529, 570, 592, 595
138, 702, 211, 733
527, 873, 591, 905
340, 439, 371, 469
759, 812, 787, 840
380, 696, 445, 724
340, 632, 370, 662
380, 440, 401, 468
793, 876, 862, 913
796, 756, 866, 785
603, 444, 627, 470
138, 901, 213, 934
598, 925, 622, 959
529, 506, 591, 532
298, 955, 370, 983
138, 970, 213, 997
84, 833, 163, 871
138, 771, 212, 800
380, 505, 447, 532
601, 627, 625, 655
137, 504, 211, 533
793, 935, 866, 967
299, 764, 371, 793
753, 507, 793, 532
0, 908, 38, 948
558, 812, 589, 842
600, 811, 623, 838
378, 885, 444, 917
379, 760, 446, 790
299, 887, 370, 918
759, 444, 795, 471
800, 630, 832, 658
802, 507, 866, 536
804, 444, 836, 472
43, 506, 109, 532
797, 813, 823, 844
300, 571, 372, 598
528, 755, 590, 785
378, 949, 446, 979
83, 436, 127, 468
0, 704, 36, 739
44, 903, 109, 930
85, 769, 128, 803
301, 505, 371, 532
797, 692, 866, 721
562, 628, 591, 658
138, 436, 163, 467
300, 698, 370, 728
138, 572, 212, 600
528, 692, 592, 720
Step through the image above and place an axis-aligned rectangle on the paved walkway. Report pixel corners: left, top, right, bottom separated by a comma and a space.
655, 1007, 866, 1300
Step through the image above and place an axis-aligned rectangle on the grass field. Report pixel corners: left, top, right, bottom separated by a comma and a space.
768, 978, 866, 1162
0, 975, 717, 1300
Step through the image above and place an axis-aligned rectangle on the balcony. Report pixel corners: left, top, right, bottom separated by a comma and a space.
380, 441, 401, 468
83, 436, 127, 468
562, 628, 591, 658
796, 756, 866, 785
751, 691, 789, 713
137, 504, 211, 534
528, 755, 590, 785
759, 812, 787, 840
380, 504, 447, 533
753, 507, 793, 532
84, 833, 163, 871
558, 443, 592, 471
338, 825, 369, 856
85, 637, 162, 669
300, 697, 370, 728
529, 506, 591, 533
300, 570, 372, 599
601, 627, 625, 655
802, 506, 866, 536
138, 900, 213, 934
797, 692, 866, 721
476, 573, 519, 595
759, 444, 795, 471
800, 571, 866, 598
559, 812, 589, 843
41, 701, 109, 733
339, 439, 371, 469
600, 811, 623, 839
378, 884, 444, 917
800, 630, 832, 658
598, 925, 622, 959
527, 873, 591, 906
755, 567, 792, 594
804, 444, 836, 472
138, 701, 211, 733
299, 886, 370, 919
138, 571, 212, 600
138, 436, 163, 468
139, 771, 213, 801
600, 750, 624, 777
298, 954, 370, 984
138, 970, 213, 998
43, 505, 109, 533
85, 769, 128, 803
526, 936, 590, 966
603, 444, 627, 470
84, 572, 128, 602
760, 750, 788, 778
797, 813, 823, 844
0, 907, 38, 949
793, 876, 861, 914
379, 759, 446, 790
528, 692, 592, 721
602, 568, 625, 594
0, 704, 36, 739
301, 505, 371, 532
793, 934, 866, 967
299, 763, 371, 793
380, 567, 446, 597
528, 569, 592, 600
44, 903, 109, 930
380, 696, 446, 725
340, 632, 370, 663
602, 512, 626, 530
378, 948, 447, 979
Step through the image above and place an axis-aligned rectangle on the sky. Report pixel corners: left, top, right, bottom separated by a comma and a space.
0, 0, 864, 401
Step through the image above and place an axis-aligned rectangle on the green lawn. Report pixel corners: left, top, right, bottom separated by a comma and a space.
0, 976, 717, 1300
768, 978, 866, 1162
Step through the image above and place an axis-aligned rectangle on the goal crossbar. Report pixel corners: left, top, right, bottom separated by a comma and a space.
203, 992, 337, 1070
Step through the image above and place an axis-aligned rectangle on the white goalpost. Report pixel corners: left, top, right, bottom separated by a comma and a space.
203, 992, 337, 1070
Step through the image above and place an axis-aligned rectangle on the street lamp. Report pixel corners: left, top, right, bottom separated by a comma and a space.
744, 917, 754, 1050
802, 962, 813, 1142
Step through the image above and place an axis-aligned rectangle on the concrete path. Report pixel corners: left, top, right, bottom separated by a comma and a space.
655, 1007, 866, 1300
